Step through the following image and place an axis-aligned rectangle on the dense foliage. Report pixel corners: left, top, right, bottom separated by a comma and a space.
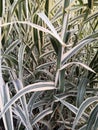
0, 0, 98, 130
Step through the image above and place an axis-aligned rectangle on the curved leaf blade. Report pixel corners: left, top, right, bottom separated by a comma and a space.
0, 21, 66, 47
86, 104, 98, 130
60, 62, 95, 73
72, 96, 98, 130
31, 108, 52, 125
62, 38, 96, 65
0, 80, 55, 119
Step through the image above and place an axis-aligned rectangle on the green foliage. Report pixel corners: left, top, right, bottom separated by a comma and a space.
0, 0, 98, 130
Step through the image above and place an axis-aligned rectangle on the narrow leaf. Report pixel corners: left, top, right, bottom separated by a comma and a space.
31, 108, 52, 125
60, 62, 95, 73
0, 80, 55, 118
13, 105, 27, 128
86, 104, 98, 130
76, 78, 88, 107
27, 91, 42, 113
62, 38, 96, 65
72, 96, 98, 130
54, 96, 88, 120
18, 43, 26, 81
0, 21, 67, 47
4, 39, 20, 54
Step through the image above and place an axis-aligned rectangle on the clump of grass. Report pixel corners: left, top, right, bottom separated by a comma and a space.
0, 0, 98, 130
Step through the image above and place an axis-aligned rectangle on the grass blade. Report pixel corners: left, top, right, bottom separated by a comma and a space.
86, 104, 98, 130
76, 78, 88, 107
93, 116, 98, 130
4, 39, 20, 55
54, 96, 88, 120
13, 105, 27, 128
62, 38, 96, 65
0, 21, 66, 47
18, 43, 26, 81
25, 45, 38, 65
27, 91, 42, 113
0, 80, 55, 118
3, 83, 14, 130
38, 12, 66, 47
72, 96, 98, 130
79, 125, 86, 130
31, 108, 52, 125
60, 62, 95, 73
36, 61, 55, 70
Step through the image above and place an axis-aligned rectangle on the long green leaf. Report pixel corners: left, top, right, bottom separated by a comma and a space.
33, 14, 41, 55
18, 43, 26, 81
79, 125, 86, 130
76, 78, 88, 107
12, 79, 32, 130
62, 38, 96, 65
39, 50, 54, 59
49, 35, 61, 55
32, 100, 47, 111
3, 83, 14, 130
86, 104, 98, 130
36, 61, 55, 70
93, 116, 98, 130
0, 21, 66, 47
27, 91, 42, 113
13, 105, 27, 128
31, 108, 52, 125
38, 12, 59, 38
60, 62, 95, 73
72, 96, 98, 130
25, 45, 38, 65
38, 12, 67, 47
84, 12, 98, 23
54, 96, 88, 120
0, 80, 55, 118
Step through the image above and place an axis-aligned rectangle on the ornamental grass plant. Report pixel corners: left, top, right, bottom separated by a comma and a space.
0, 0, 98, 130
